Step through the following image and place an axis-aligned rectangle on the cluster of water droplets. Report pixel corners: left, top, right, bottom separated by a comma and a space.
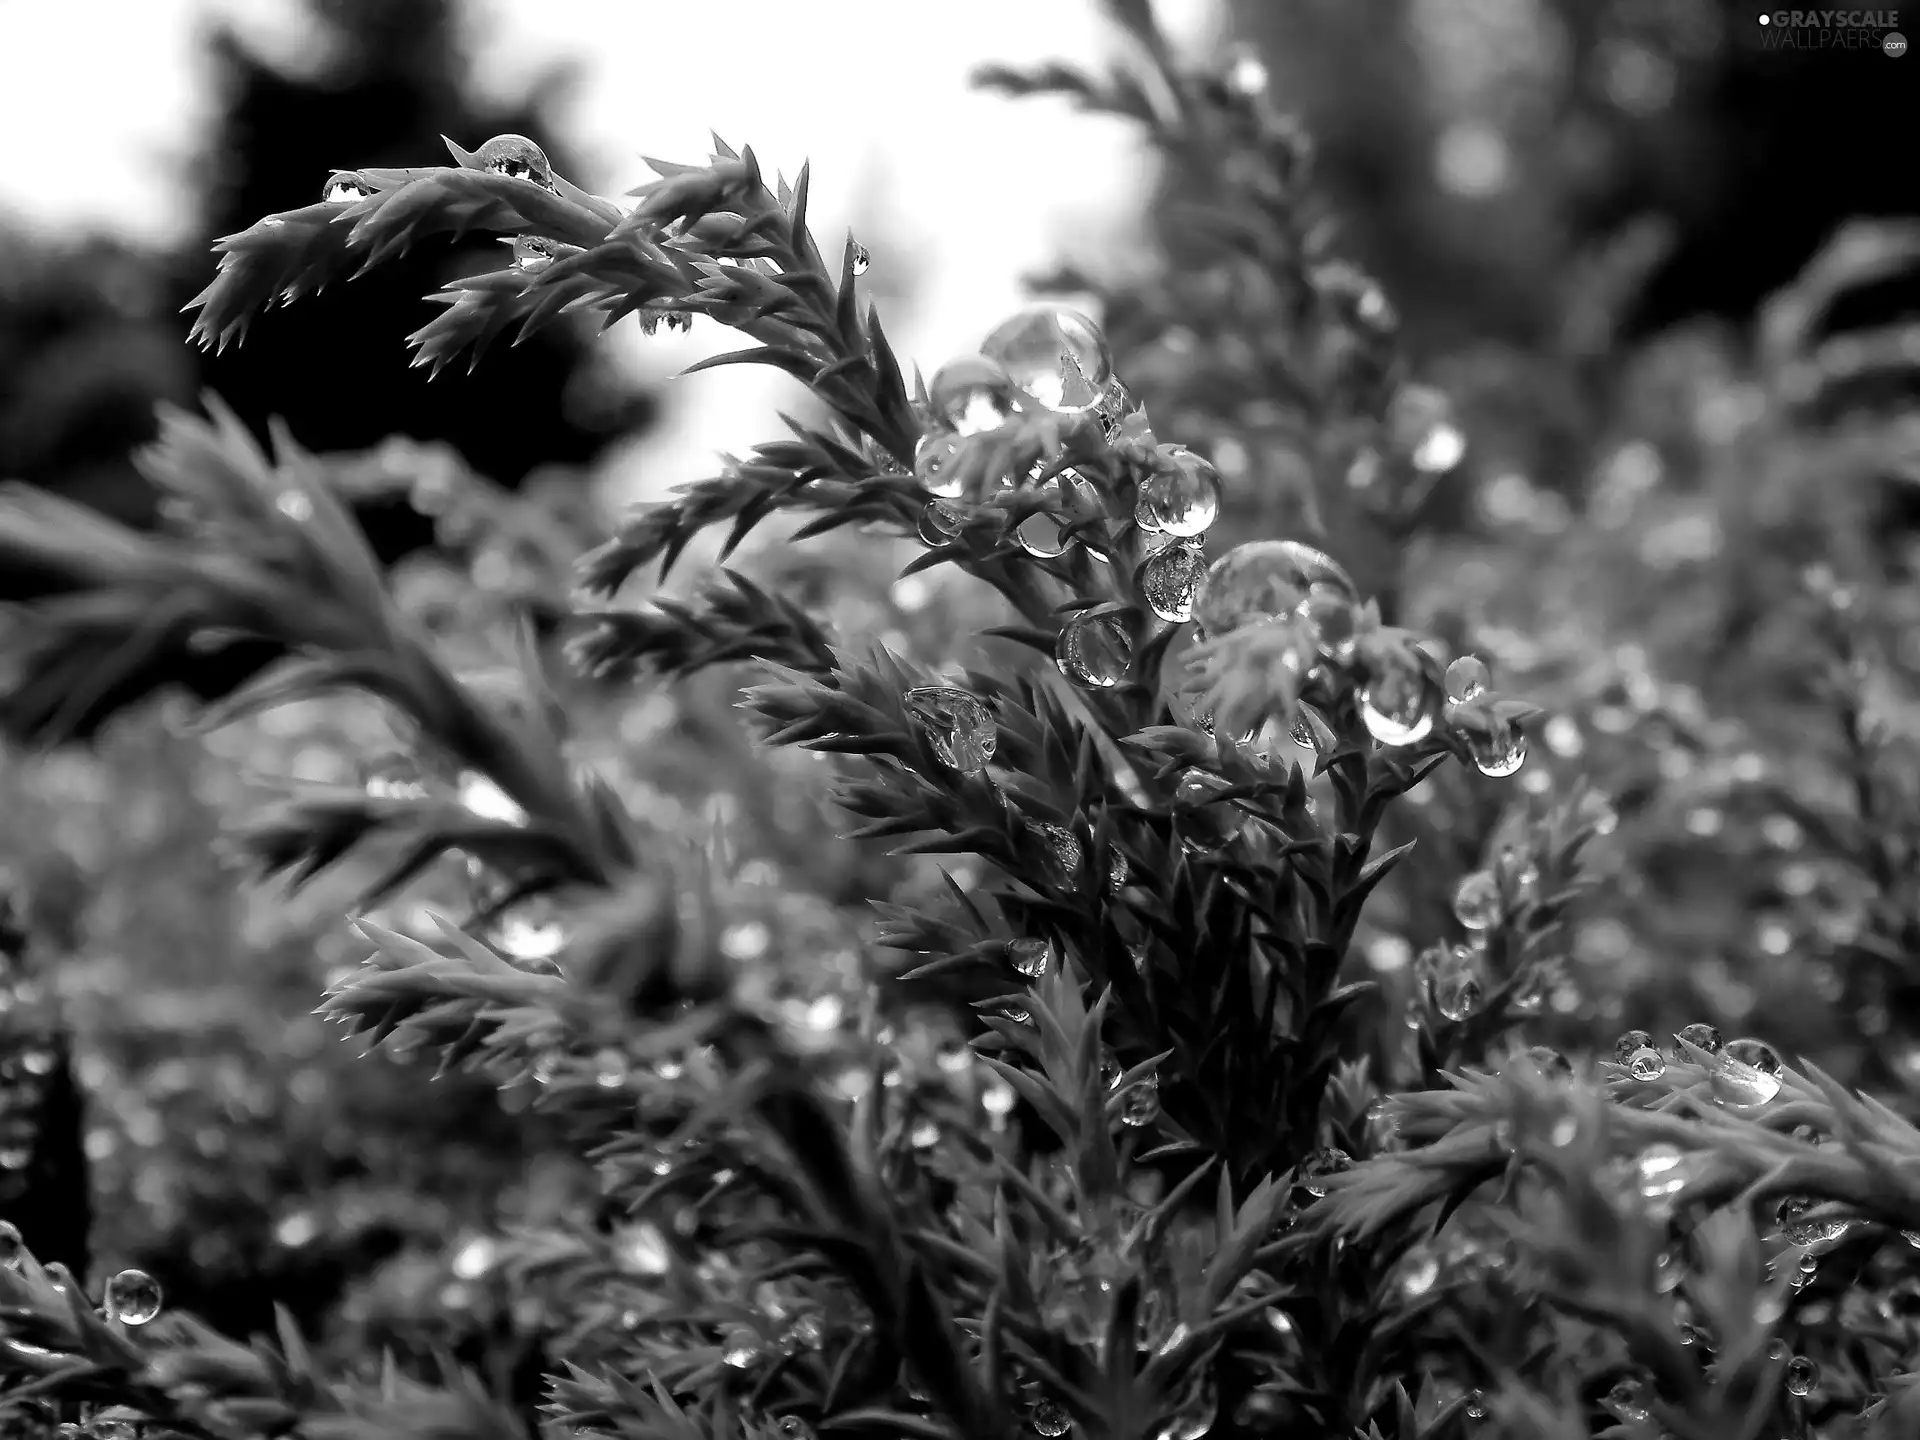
1612, 1023, 1785, 1108
1443, 653, 1529, 778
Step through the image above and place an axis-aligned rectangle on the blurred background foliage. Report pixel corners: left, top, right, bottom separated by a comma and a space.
1, 0, 1918, 1393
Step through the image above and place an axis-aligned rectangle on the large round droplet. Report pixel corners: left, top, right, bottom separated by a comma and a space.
1016, 476, 1073, 558
1469, 723, 1528, 778
929, 355, 1019, 436
1031, 1398, 1073, 1437
1172, 767, 1244, 851
1612, 1029, 1653, 1065
1725, 1037, 1782, 1075
980, 304, 1113, 414
915, 433, 967, 500
1445, 654, 1490, 704
1672, 1023, 1722, 1059
918, 500, 964, 547
1784, 1355, 1819, 1397
1139, 449, 1221, 538
1359, 658, 1433, 747
475, 134, 553, 188
1008, 938, 1053, 980
1711, 1057, 1781, 1108
1298, 590, 1357, 661
903, 685, 997, 774
1055, 613, 1132, 690
1119, 1074, 1160, 1127
513, 235, 557, 273
323, 173, 372, 204
1299, 1146, 1352, 1197
103, 1269, 162, 1326
1194, 540, 1358, 638
1141, 543, 1206, 623
1434, 966, 1482, 1022
1451, 870, 1501, 930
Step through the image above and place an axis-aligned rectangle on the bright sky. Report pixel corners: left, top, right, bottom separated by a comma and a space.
0, 0, 1222, 499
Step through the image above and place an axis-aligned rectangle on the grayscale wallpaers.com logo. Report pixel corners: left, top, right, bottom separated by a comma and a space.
1758, 10, 1906, 52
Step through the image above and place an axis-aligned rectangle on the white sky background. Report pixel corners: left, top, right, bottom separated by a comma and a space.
0, 0, 1225, 503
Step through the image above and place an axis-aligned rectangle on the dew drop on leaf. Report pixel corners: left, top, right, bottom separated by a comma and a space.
918, 499, 965, 547
1008, 938, 1053, 980
1055, 612, 1133, 689
322, 172, 372, 204
1172, 767, 1244, 851
1139, 448, 1221, 538
1434, 966, 1482, 1022
914, 433, 966, 500
980, 304, 1113, 414
1120, 1074, 1160, 1127
1194, 539, 1357, 638
1016, 476, 1072, 558
929, 355, 1020, 436
1141, 542, 1207, 623
475, 133, 553, 188
1672, 1023, 1723, 1059
103, 1269, 162, 1325
1711, 1056, 1781, 1108
1452, 870, 1501, 930
512, 235, 557, 273
1445, 654, 1491, 704
1724, 1037, 1782, 1075
849, 240, 871, 275
1300, 1146, 1352, 1197
1031, 1398, 1072, 1437
1784, 1355, 1820, 1397
903, 685, 997, 774
1628, 1047, 1666, 1081
1468, 723, 1528, 778
1613, 1029, 1653, 1064
1359, 660, 1434, 747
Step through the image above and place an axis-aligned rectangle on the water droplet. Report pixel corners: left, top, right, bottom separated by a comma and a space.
1634, 1144, 1687, 1200
1298, 590, 1357, 661
913, 433, 967, 500
475, 133, 553, 188
722, 1329, 761, 1367
1452, 870, 1501, 930
1672, 1023, 1723, 1059
1711, 1057, 1781, 1108
512, 235, 557, 273
1445, 655, 1491, 704
103, 1268, 162, 1325
1784, 1355, 1819, 1397
594, 1049, 628, 1088
323, 172, 372, 204
904, 685, 997, 774
1194, 539, 1358, 638
1300, 1146, 1352, 1197
1613, 1030, 1654, 1064
1120, 1074, 1160, 1127
930, 354, 1020, 436
1055, 612, 1133, 689
1628, 1047, 1666, 1081
0, 1220, 20, 1269
1142, 542, 1206, 623
918, 499, 965, 547
1172, 767, 1244, 851
1031, 1398, 1073, 1437
774, 1419, 815, 1440
1603, 1379, 1650, 1423
1015, 475, 1075, 558
613, 1222, 670, 1275
849, 240, 871, 275
1140, 449, 1221, 538
980, 305, 1113, 414
1359, 662, 1434, 747
1435, 966, 1482, 1021
1468, 723, 1528, 778
1008, 938, 1053, 980
1724, 1037, 1782, 1075
1463, 1391, 1486, 1420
